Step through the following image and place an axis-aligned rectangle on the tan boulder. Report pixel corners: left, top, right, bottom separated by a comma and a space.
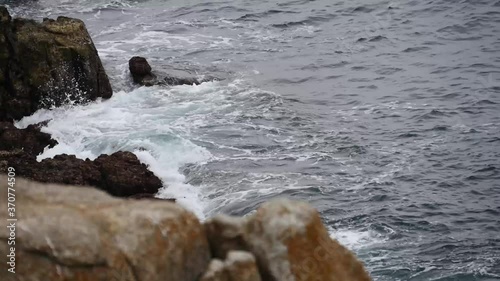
0, 176, 210, 281
205, 200, 371, 281
200, 251, 261, 281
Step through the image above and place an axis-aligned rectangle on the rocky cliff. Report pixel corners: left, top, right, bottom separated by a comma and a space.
0, 177, 371, 281
0, 7, 112, 121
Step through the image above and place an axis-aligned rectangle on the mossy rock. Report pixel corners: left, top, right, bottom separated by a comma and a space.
0, 6, 112, 121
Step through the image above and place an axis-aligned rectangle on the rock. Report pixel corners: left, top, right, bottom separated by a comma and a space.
201, 251, 261, 281
128, 56, 202, 86
205, 199, 371, 281
224, 251, 262, 281
0, 7, 112, 121
94, 151, 163, 197
129, 56, 157, 86
0, 151, 163, 198
0, 121, 58, 155
205, 214, 250, 259
0, 176, 210, 281
128, 193, 176, 202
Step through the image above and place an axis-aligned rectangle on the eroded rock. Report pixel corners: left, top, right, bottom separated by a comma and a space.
0, 176, 210, 281
0, 151, 163, 198
205, 200, 371, 281
0, 7, 112, 121
94, 151, 163, 197
0, 121, 58, 155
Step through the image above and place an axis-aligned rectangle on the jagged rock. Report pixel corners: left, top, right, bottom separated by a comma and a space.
205, 200, 371, 281
94, 151, 163, 197
129, 56, 157, 86
128, 56, 202, 86
0, 6, 112, 121
0, 176, 210, 281
0, 121, 58, 155
201, 251, 261, 281
0, 151, 163, 198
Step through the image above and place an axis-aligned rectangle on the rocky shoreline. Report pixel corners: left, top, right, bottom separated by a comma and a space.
0, 6, 371, 280
0, 177, 370, 281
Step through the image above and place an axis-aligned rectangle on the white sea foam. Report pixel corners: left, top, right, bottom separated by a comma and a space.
330, 228, 386, 251
15, 83, 240, 219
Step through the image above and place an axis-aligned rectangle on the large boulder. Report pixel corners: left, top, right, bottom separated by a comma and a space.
0, 176, 210, 281
0, 6, 112, 121
204, 200, 371, 281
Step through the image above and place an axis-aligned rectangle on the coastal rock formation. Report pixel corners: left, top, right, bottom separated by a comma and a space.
129, 56, 201, 86
0, 176, 210, 281
0, 121, 57, 155
205, 200, 371, 281
94, 151, 163, 196
0, 6, 112, 121
1, 151, 163, 197
0, 177, 370, 281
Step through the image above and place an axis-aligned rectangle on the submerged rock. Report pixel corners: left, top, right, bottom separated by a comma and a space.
129, 56, 202, 86
0, 6, 112, 121
0, 176, 210, 281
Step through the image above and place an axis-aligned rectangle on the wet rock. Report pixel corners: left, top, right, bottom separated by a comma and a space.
0, 7, 112, 121
205, 199, 371, 281
129, 56, 157, 86
0, 151, 163, 198
94, 151, 163, 197
0, 176, 210, 281
128, 56, 202, 86
0, 121, 58, 155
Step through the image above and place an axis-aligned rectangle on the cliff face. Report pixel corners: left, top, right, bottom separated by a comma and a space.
0, 176, 371, 281
0, 6, 112, 121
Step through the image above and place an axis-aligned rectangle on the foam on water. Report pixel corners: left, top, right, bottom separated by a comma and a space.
15, 83, 240, 218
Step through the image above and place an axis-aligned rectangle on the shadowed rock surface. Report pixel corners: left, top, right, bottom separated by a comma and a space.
129, 56, 202, 86
0, 178, 371, 281
0, 6, 112, 121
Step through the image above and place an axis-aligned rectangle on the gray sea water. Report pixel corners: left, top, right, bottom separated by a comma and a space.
4, 0, 500, 280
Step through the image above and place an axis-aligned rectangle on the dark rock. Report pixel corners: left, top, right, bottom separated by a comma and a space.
0, 7, 112, 121
0, 121, 57, 155
95, 151, 163, 197
12, 154, 103, 186
0, 150, 163, 198
129, 193, 176, 202
129, 56, 158, 86
128, 56, 202, 87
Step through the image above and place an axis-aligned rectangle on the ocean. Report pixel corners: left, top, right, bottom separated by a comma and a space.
4, 0, 500, 280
